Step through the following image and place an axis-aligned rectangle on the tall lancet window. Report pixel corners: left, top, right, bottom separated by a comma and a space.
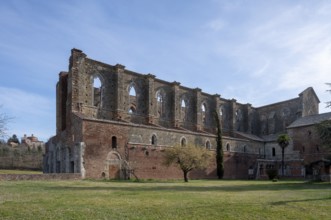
93, 76, 102, 107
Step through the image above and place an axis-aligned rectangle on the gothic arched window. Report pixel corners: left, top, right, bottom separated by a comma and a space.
93, 76, 102, 107
128, 83, 137, 113
201, 103, 207, 124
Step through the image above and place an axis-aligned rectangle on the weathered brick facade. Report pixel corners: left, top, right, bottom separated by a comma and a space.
44, 48, 331, 180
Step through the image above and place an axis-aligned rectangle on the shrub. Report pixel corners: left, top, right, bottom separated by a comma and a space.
266, 169, 278, 180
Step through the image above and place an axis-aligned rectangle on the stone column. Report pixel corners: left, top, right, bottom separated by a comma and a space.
171, 81, 181, 128
245, 103, 252, 133
69, 48, 86, 113
213, 94, 221, 132
56, 72, 68, 135
145, 73, 156, 124
193, 88, 202, 131
114, 64, 125, 120
230, 99, 237, 134
76, 142, 86, 178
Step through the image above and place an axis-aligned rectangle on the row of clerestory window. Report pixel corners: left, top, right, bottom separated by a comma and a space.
92, 76, 226, 121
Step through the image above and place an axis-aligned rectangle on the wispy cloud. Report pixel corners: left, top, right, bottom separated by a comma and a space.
0, 87, 55, 140
203, 1, 331, 110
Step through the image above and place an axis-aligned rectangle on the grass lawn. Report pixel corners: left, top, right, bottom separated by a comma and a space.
0, 179, 330, 220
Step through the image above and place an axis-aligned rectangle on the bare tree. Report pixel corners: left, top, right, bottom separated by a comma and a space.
327, 83, 331, 108
0, 106, 12, 138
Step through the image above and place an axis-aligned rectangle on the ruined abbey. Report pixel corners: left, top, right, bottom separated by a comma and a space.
44, 48, 331, 180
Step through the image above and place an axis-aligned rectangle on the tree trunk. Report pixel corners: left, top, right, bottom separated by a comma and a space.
281, 147, 285, 177
183, 170, 189, 182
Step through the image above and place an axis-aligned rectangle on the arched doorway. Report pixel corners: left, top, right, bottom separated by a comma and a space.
106, 151, 121, 179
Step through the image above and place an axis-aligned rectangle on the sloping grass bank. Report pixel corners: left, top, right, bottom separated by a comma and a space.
0, 180, 330, 219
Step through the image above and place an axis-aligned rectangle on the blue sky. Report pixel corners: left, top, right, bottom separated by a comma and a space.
1, 0, 331, 141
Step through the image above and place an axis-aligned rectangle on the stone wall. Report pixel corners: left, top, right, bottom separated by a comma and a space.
61, 49, 316, 137
0, 173, 81, 181
288, 125, 330, 165
0, 145, 43, 170
45, 48, 324, 180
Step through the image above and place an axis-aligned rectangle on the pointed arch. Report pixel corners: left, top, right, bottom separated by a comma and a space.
201, 102, 207, 124
128, 82, 137, 113
129, 84, 136, 96
129, 105, 136, 114
151, 134, 157, 145
156, 89, 166, 118
180, 136, 187, 147
219, 105, 225, 119
180, 95, 189, 122
205, 140, 211, 150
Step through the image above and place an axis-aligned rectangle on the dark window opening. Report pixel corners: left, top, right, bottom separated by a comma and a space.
206, 141, 211, 150
226, 143, 230, 151
272, 148, 276, 157
181, 138, 186, 147
70, 161, 74, 173
151, 135, 157, 145
129, 106, 136, 114
56, 161, 60, 173
112, 136, 117, 149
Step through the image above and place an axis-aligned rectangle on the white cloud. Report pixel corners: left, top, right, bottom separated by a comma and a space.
0, 87, 55, 141
203, 2, 331, 111
206, 19, 226, 32
0, 87, 53, 116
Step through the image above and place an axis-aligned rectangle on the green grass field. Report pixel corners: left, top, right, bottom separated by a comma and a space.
0, 179, 330, 219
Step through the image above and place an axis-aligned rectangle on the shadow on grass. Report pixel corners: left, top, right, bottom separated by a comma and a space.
43, 181, 331, 193
270, 197, 331, 206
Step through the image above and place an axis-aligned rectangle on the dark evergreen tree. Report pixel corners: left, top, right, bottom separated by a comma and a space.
214, 111, 224, 179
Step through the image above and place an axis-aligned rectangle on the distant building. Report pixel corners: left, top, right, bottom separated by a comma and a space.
44, 49, 331, 181
21, 134, 45, 150
7, 134, 20, 147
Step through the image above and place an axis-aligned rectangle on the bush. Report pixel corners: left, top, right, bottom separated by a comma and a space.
266, 169, 278, 180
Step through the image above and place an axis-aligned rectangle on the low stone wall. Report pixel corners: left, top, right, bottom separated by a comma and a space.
0, 173, 81, 181
321, 174, 331, 183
